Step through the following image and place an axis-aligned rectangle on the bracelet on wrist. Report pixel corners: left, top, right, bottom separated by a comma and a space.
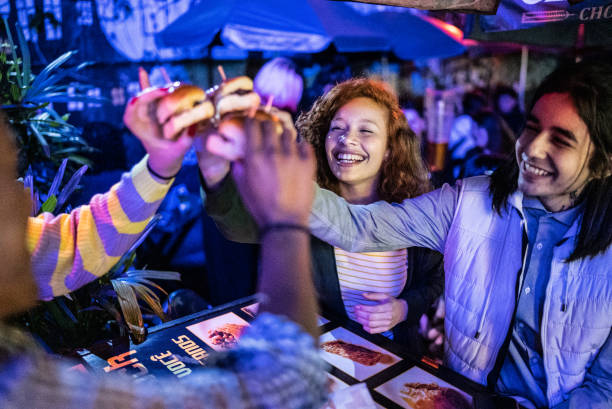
259, 222, 310, 240
147, 159, 179, 181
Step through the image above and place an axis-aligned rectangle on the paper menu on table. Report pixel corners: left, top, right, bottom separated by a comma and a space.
374, 366, 472, 408
319, 327, 401, 381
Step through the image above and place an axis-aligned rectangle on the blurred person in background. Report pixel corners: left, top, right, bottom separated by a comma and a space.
475, 109, 516, 157
447, 90, 488, 181
494, 84, 524, 139
402, 107, 426, 147
453, 110, 516, 180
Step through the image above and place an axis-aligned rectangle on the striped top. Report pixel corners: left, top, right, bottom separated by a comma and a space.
26, 155, 173, 300
334, 247, 408, 337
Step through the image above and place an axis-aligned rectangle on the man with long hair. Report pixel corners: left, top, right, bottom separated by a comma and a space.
307, 60, 611, 408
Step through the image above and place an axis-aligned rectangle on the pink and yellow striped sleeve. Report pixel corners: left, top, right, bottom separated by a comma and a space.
26, 156, 173, 300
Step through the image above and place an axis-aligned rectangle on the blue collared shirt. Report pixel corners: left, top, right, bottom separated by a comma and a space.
497, 197, 582, 408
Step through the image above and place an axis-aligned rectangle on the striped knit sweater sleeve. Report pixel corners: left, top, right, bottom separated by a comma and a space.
26, 155, 173, 300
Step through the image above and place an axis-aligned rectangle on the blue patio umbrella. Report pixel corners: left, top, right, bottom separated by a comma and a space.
156, 0, 390, 53
156, 0, 466, 59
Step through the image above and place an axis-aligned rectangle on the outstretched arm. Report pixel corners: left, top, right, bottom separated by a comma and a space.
196, 105, 298, 245
28, 75, 198, 300
27, 157, 171, 300
309, 182, 459, 253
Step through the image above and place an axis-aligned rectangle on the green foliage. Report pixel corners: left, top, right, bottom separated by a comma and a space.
1, 18, 103, 193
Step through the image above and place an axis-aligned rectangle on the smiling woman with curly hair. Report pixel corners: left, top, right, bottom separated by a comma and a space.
297, 78, 431, 203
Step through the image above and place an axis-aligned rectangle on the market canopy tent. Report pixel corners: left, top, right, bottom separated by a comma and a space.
156, 0, 466, 59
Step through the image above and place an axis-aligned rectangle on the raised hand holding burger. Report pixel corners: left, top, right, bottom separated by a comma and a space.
123, 68, 197, 181
143, 66, 297, 188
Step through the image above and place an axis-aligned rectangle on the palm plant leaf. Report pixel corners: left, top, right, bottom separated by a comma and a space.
27, 50, 76, 97
55, 164, 88, 211
32, 190, 40, 215
40, 194, 57, 213
115, 276, 164, 300
47, 158, 67, 198
65, 155, 92, 167
53, 147, 93, 156
29, 122, 51, 157
23, 170, 39, 216
27, 59, 94, 98
125, 281, 161, 305
28, 92, 107, 104
111, 215, 163, 273
113, 268, 181, 324
129, 283, 165, 320
125, 269, 181, 281
32, 117, 89, 144
15, 22, 30, 89
111, 280, 146, 343
31, 116, 75, 132
118, 276, 167, 295
22, 170, 33, 191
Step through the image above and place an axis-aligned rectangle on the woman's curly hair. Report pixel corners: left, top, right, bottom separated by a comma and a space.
296, 78, 431, 202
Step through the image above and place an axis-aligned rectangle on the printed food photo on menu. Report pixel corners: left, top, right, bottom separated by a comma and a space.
319, 327, 401, 381
185, 312, 250, 352
374, 366, 473, 409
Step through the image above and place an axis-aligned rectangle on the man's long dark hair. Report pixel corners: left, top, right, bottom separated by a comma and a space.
489, 60, 612, 262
